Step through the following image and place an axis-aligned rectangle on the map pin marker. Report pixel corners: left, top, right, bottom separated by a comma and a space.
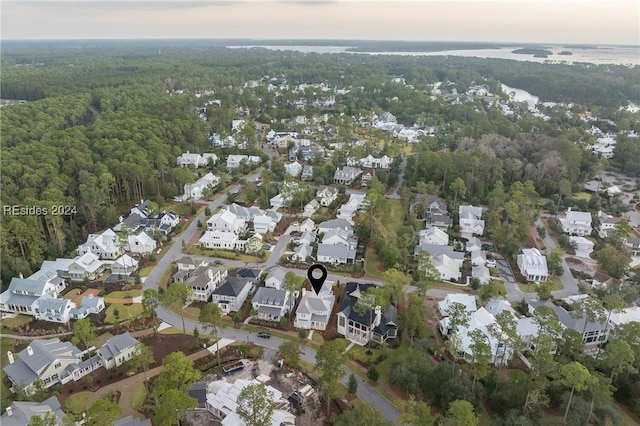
307, 264, 328, 296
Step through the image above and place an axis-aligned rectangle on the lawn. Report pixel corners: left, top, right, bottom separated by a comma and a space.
159, 326, 183, 335
572, 192, 592, 201
189, 246, 269, 263
347, 344, 384, 366
311, 332, 324, 344
0, 315, 32, 329
518, 277, 563, 293
104, 303, 144, 324
132, 383, 147, 411
65, 391, 94, 414
62, 288, 82, 299
138, 266, 154, 277
104, 289, 141, 299
376, 340, 413, 379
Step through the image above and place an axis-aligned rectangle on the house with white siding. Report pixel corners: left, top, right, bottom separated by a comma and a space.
77, 229, 123, 260
559, 208, 593, 236
211, 277, 252, 314
517, 248, 549, 282
294, 287, 335, 331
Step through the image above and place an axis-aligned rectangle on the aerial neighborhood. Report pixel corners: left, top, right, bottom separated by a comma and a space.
2, 41, 640, 426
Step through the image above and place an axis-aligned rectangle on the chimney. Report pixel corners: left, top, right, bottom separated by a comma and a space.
6, 406, 13, 417
373, 306, 382, 328
27, 346, 34, 356
302, 288, 307, 297
7, 351, 14, 364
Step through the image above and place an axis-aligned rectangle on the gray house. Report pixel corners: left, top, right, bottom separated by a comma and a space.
1, 396, 66, 426
97, 332, 140, 370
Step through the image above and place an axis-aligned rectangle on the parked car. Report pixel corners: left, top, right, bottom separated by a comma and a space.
257, 331, 271, 338
214, 260, 224, 265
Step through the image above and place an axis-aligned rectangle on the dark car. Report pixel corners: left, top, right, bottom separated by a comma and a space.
214, 260, 224, 265
257, 331, 271, 338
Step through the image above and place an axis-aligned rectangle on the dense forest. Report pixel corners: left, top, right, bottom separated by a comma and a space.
1, 40, 639, 286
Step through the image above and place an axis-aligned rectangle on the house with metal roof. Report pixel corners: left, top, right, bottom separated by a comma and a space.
211, 277, 252, 314
1, 396, 66, 426
252, 288, 290, 322
97, 332, 140, 370
294, 287, 335, 331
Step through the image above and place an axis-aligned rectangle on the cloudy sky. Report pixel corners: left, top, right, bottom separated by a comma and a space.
2, 0, 639, 45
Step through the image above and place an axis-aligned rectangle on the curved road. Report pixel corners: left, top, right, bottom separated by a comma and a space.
142, 186, 402, 422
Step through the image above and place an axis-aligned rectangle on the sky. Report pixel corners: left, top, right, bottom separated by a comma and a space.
2, 0, 639, 45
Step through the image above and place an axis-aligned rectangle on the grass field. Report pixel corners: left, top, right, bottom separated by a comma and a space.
105, 303, 144, 324
518, 277, 563, 293
62, 288, 82, 299
104, 289, 141, 299
0, 315, 32, 329
139, 266, 154, 277
65, 391, 93, 414
132, 383, 148, 411
189, 246, 269, 263
364, 199, 404, 279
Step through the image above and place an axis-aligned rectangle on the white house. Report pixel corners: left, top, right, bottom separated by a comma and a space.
317, 244, 356, 265
459, 205, 485, 236
322, 228, 357, 250
294, 287, 335, 331
359, 155, 392, 169
472, 264, 491, 285
437, 294, 477, 317
298, 218, 315, 233
264, 267, 287, 290
316, 186, 339, 207
285, 161, 303, 177
253, 214, 276, 234
337, 193, 366, 221
252, 288, 290, 322
3, 339, 82, 392
226, 155, 260, 170
270, 194, 286, 209
177, 151, 218, 168
68, 252, 105, 281
517, 248, 549, 282
111, 254, 139, 276
418, 226, 449, 246
303, 199, 319, 217
465, 237, 482, 253
34, 298, 75, 323
207, 210, 246, 234
199, 231, 241, 250
291, 244, 313, 262
126, 232, 157, 255
1, 396, 66, 425
182, 173, 220, 201
559, 208, 593, 236
334, 166, 362, 185
206, 379, 295, 426
226, 203, 264, 222
77, 229, 122, 260
211, 277, 252, 314
317, 218, 353, 235
597, 211, 621, 238
97, 332, 140, 370
432, 254, 463, 282
176, 265, 228, 302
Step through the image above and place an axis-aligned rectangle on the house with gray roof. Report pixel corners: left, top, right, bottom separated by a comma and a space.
528, 299, 609, 345
68, 252, 105, 281
294, 287, 335, 331
317, 218, 353, 235
334, 166, 362, 185
292, 244, 313, 263
97, 332, 140, 370
1, 395, 66, 426
264, 267, 287, 290
3, 338, 83, 392
252, 288, 290, 322
175, 265, 228, 302
0, 275, 64, 317
211, 277, 252, 314
34, 297, 74, 323
317, 244, 357, 265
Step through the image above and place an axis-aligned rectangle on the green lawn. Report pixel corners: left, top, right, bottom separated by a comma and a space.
311, 332, 324, 344
0, 315, 32, 329
189, 246, 269, 263
105, 303, 144, 324
104, 289, 141, 299
65, 391, 94, 414
376, 340, 413, 379
62, 288, 82, 299
132, 383, 147, 411
517, 277, 563, 293
139, 266, 154, 277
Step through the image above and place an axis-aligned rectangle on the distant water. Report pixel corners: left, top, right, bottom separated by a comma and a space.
228, 44, 640, 66
501, 84, 539, 107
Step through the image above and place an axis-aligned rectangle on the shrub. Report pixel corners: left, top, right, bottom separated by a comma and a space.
298, 329, 309, 339
367, 366, 379, 382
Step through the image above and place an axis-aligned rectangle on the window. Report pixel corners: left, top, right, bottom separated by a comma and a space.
338, 316, 345, 328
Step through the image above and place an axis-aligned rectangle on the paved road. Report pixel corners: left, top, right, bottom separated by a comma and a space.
535, 217, 580, 299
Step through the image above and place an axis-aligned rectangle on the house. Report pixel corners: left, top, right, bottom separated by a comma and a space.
176, 151, 218, 168
264, 267, 287, 290
597, 211, 621, 238
235, 268, 263, 283
206, 379, 295, 426
1, 396, 66, 426
111, 254, 139, 276
418, 226, 449, 246
559, 208, 593, 236
410, 194, 448, 220
226, 203, 264, 222
301, 165, 314, 181
437, 294, 477, 317
68, 252, 105, 281
207, 210, 246, 234
361, 169, 374, 187
484, 299, 518, 317
270, 194, 286, 209
30, 258, 74, 283
0, 276, 65, 317
188, 382, 209, 409
359, 155, 392, 169
333, 166, 362, 185
316, 186, 339, 207
126, 232, 157, 255
34, 298, 75, 323
431, 213, 454, 229
322, 228, 358, 250
75, 294, 105, 317
199, 231, 241, 250
459, 205, 485, 236
285, 161, 303, 177
517, 248, 549, 282
432, 254, 463, 282
465, 237, 482, 253
211, 277, 252, 314
413, 243, 465, 264
528, 300, 608, 345
471, 250, 487, 267
77, 229, 122, 260
253, 214, 276, 234
336, 282, 398, 346
292, 244, 313, 262
177, 265, 228, 302
298, 218, 315, 233
608, 306, 640, 329
569, 236, 595, 259
317, 244, 357, 265
472, 264, 491, 285
226, 155, 248, 170
176, 256, 203, 272
317, 218, 353, 235
182, 173, 220, 200
3, 339, 82, 392
294, 288, 335, 331
97, 332, 140, 370
303, 199, 319, 217
252, 288, 290, 322
624, 237, 640, 256
337, 193, 366, 221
